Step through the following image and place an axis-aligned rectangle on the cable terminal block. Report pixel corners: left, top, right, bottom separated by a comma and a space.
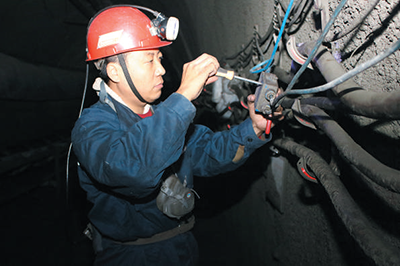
254, 72, 279, 115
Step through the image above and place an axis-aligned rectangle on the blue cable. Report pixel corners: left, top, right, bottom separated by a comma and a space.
284, 0, 348, 92
272, 38, 400, 104
250, 0, 295, 74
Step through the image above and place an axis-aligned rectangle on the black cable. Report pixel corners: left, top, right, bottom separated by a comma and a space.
277, 0, 287, 14
223, 15, 274, 63
230, 49, 254, 69
262, 34, 274, 54
287, 0, 314, 35
258, 23, 275, 46
273, 137, 400, 266
255, 35, 265, 61
300, 104, 400, 193
288, 40, 400, 119
287, 0, 308, 28
65, 62, 89, 207
223, 39, 253, 61
341, 0, 400, 60
326, 0, 380, 42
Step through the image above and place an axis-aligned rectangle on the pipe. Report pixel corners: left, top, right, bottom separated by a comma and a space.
0, 53, 85, 101
300, 104, 400, 193
350, 164, 400, 213
296, 42, 400, 119
285, 0, 348, 92
0, 140, 69, 175
273, 137, 400, 266
280, 96, 345, 111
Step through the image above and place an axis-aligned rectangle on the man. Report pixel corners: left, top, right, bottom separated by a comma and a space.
71, 5, 281, 266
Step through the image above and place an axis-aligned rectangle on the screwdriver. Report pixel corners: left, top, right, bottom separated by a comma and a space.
216, 67, 274, 135
216, 68, 263, 86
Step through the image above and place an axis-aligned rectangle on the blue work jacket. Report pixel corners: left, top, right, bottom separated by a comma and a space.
71, 91, 270, 242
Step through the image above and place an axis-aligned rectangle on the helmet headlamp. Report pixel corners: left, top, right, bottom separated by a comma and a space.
151, 13, 179, 41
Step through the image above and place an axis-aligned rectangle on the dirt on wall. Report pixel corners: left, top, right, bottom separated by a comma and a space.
328, 0, 400, 93
185, 1, 400, 265
186, 0, 400, 113
334, 0, 400, 139
288, 0, 400, 139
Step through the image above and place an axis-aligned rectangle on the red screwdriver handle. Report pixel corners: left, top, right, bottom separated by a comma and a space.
265, 119, 272, 135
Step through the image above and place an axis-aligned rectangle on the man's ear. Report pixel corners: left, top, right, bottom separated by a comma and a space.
106, 62, 121, 83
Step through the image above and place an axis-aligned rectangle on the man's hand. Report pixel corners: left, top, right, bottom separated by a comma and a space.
247, 94, 284, 137
176, 53, 219, 101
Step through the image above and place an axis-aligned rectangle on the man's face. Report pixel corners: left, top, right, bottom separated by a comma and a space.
125, 49, 166, 103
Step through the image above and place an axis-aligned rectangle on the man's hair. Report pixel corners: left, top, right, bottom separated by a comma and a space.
95, 54, 127, 84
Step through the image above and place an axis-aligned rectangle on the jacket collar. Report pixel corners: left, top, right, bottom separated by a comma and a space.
92, 77, 151, 114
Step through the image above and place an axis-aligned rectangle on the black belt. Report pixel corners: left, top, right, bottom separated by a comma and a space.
110, 216, 195, 246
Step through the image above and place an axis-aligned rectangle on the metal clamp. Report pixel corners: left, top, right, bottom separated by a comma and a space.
254, 72, 279, 115
286, 36, 313, 70
297, 157, 318, 183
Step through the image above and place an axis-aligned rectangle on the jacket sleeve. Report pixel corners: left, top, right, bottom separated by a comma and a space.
185, 117, 271, 177
71, 93, 196, 198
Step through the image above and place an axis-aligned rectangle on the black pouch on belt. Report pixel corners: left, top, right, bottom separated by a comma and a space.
156, 174, 195, 219
83, 223, 104, 254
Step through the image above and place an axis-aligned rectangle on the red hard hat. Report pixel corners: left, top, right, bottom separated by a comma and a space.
86, 6, 172, 61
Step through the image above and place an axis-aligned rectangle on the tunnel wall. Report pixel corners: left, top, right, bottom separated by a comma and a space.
185, 0, 400, 265
1, 0, 399, 264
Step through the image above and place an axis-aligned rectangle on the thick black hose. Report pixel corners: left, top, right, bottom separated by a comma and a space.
350, 165, 400, 213
297, 42, 400, 119
273, 137, 400, 266
280, 96, 345, 111
300, 104, 400, 192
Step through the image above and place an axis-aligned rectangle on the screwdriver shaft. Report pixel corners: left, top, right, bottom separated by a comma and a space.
216, 67, 262, 86
233, 75, 263, 86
